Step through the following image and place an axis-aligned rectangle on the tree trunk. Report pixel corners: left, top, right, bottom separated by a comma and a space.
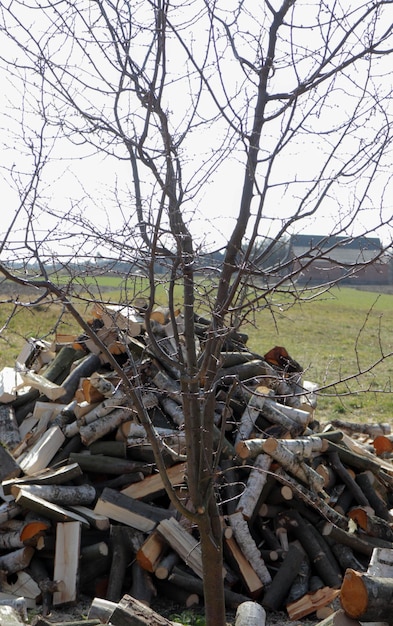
198, 507, 226, 626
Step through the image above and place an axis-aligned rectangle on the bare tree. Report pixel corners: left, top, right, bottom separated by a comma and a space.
0, 2, 392, 624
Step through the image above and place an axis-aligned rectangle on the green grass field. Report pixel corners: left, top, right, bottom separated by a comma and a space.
1, 280, 392, 424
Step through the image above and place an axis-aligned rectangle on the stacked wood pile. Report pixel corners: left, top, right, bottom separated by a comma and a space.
0, 302, 393, 625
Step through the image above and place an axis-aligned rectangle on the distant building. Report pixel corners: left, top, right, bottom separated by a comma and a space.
289, 234, 390, 285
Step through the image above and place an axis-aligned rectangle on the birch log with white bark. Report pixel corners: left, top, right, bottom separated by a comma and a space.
228, 511, 271, 586
236, 454, 272, 521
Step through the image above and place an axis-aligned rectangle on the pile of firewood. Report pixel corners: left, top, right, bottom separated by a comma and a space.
1, 302, 393, 626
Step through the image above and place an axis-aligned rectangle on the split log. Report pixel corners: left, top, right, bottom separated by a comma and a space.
313, 609, 361, 626
2, 462, 83, 496
340, 568, 393, 621
235, 601, 266, 626
18, 425, 65, 476
156, 518, 207, 580
0, 570, 41, 607
228, 511, 271, 586
136, 530, 167, 574
262, 541, 306, 610
88, 597, 118, 623
67, 505, 110, 531
107, 594, 178, 626
53, 521, 81, 606
121, 462, 187, 501
223, 525, 264, 598
19, 369, 67, 401
286, 586, 341, 620
94, 488, 174, 533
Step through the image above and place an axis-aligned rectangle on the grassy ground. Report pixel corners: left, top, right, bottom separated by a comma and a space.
1, 280, 392, 424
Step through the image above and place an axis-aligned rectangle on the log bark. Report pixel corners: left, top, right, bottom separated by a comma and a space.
235, 601, 266, 626
129, 561, 156, 606
11, 484, 96, 507
156, 518, 206, 580
348, 507, 393, 542
0, 546, 35, 574
313, 609, 361, 626
169, 567, 250, 609
236, 454, 272, 521
327, 451, 369, 507
2, 462, 83, 496
14, 488, 90, 527
340, 569, 393, 621
78, 408, 134, 446
0, 404, 21, 452
355, 472, 392, 521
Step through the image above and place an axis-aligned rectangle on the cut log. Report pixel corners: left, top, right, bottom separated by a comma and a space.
154, 551, 180, 580
108, 594, 178, 626
67, 505, 110, 531
355, 472, 392, 521
340, 568, 393, 621
327, 450, 369, 507
367, 547, 393, 577
53, 521, 81, 606
235, 601, 266, 626
56, 353, 102, 404
78, 408, 134, 446
94, 488, 173, 532
348, 507, 393, 542
0, 570, 41, 607
88, 597, 118, 623
155, 579, 199, 608
19, 369, 67, 400
0, 501, 23, 526
235, 393, 266, 444
321, 522, 383, 558
0, 546, 35, 574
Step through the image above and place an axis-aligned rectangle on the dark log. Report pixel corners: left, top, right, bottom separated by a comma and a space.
129, 561, 156, 606
355, 472, 392, 521
340, 568, 393, 621
12, 483, 96, 507
326, 451, 369, 507
57, 353, 102, 404
0, 443, 21, 481
220, 459, 243, 515
69, 453, 149, 475
262, 541, 306, 610
50, 434, 83, 466
320, 522, 390, 557
286, 555, 311, 603
279, 510, 342, 589
107, 526, 134, 602
155, 580, 199, 608
89, 441, 127, 458
329, 543, 366, 573
169, 567, 250, 609
348, 506, 393, 542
